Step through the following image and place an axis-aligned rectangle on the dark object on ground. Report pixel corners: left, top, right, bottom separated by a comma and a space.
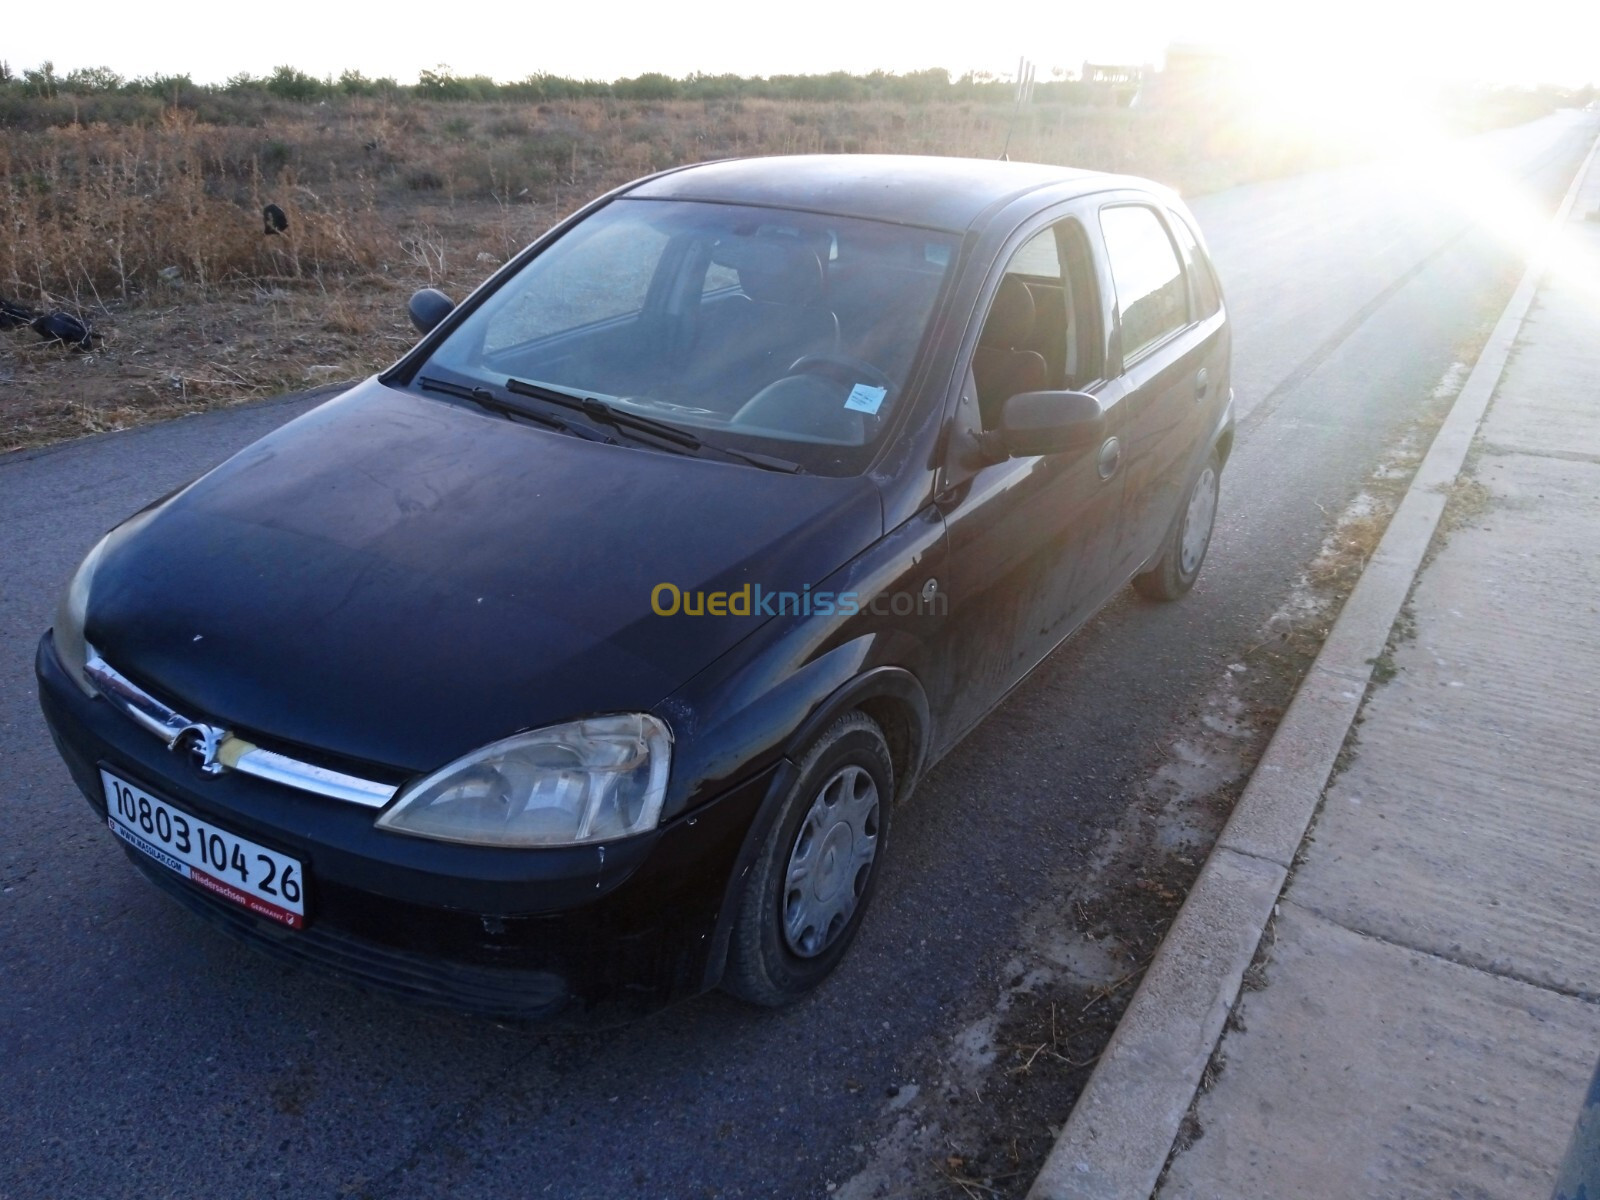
31, 310, 94, 350
1, 297, 39, 330
263, 204, 288, 235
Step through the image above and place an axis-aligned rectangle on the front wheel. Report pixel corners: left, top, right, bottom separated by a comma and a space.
1134, 450, 1221, 601
722, 711, 893, 1007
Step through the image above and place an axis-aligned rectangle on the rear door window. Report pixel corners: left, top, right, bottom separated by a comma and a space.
1099, 205, 1189, 363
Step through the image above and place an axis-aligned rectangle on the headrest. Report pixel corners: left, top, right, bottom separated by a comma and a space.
712, 237, 825, 306
980, 276, 1036, 349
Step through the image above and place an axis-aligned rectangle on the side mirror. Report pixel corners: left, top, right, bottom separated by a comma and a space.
997, 390, 1105, 458
407, 288, 454, 335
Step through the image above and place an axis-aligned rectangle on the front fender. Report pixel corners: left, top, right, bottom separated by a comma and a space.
694, 662, 932, 993
780, 665, 931, 805
653, 503, 946, 818
654, 502, 948, 990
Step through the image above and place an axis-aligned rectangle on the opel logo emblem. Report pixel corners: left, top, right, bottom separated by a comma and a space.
169, 722, 228, 776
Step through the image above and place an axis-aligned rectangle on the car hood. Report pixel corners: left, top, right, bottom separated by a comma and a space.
86, 380, 883, 773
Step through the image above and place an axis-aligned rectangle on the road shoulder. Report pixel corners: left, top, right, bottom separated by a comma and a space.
1027, 129, 1600, 1200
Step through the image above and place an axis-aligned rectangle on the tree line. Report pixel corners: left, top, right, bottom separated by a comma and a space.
0, 61, 1116, 106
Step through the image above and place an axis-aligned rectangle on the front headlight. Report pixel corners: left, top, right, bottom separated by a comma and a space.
54, 533, 112, 697
375, 714, 672, 847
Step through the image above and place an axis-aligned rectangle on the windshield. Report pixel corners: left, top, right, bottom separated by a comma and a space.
417, 198, 959, 474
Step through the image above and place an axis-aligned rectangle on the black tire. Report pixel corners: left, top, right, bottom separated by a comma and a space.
722, 711, 894, 1007
1134, 450, 1221, 602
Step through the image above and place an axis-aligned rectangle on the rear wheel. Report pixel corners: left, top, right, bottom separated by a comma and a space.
722, 711, 893, 1007
1134, 450, 1221, 601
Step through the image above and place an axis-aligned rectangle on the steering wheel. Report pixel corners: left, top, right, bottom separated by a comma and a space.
785, 354, 893, 393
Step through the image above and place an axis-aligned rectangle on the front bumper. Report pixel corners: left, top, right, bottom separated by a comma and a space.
37, 634, 775, 1024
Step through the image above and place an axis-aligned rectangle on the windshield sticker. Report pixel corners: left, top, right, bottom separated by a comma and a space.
844, 383, 887, 415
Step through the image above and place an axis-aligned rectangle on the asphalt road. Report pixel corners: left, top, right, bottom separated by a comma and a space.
2, 109, 1593, 1200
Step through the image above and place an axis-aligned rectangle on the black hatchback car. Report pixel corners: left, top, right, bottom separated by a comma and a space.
38, 154, 1232, 1023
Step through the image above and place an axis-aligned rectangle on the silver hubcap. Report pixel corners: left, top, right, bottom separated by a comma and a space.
782, 765, 881, 958
1180, 466, 1218, 577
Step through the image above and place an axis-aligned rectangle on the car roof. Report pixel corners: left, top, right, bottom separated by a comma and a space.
625, 154, 1142, 233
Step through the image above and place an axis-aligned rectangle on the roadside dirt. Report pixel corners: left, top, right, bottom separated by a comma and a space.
0, 201, 548, 453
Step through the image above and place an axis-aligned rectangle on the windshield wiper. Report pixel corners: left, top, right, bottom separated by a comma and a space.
505, 377, 805, 473
418, 377, 608, 441
506, 377, 702, 448
696, 441, 807, 474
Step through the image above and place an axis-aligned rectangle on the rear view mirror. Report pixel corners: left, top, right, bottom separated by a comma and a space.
997, 390, 1104, 458
408, 288, 454, 335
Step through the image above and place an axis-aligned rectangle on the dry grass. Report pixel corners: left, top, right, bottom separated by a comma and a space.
0, 93, 1427, 450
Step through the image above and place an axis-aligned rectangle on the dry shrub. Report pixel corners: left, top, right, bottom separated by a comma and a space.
0, 109, 383, 303
1, 91, 1382, 451
1, 94, 1352, 311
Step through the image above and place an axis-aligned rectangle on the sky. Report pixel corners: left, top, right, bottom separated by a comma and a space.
7, 0, 1597, 87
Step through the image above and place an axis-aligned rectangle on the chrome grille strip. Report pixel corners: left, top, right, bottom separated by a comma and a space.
86, 651, 190, 743
83, 650, 397, 809
231, 746, 395, 807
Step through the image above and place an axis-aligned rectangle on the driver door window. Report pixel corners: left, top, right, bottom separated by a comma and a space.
973, 220, 1101, 430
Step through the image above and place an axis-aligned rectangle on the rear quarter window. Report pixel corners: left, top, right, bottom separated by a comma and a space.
1167, 211, 1222, 319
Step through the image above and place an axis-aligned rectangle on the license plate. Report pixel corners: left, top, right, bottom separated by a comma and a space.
101, 769, 306, 929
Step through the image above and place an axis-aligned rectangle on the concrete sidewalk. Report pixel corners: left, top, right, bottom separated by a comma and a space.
1156, 154, 1600, 1197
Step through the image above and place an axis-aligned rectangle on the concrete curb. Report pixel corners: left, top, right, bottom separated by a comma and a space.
1026, 129, 1600, 1200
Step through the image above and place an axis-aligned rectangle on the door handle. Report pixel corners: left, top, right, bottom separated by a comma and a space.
1195, 367, 1209, 401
